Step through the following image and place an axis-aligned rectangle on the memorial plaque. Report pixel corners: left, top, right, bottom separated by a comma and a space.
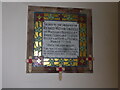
26, 6, 93, 73
42, 21, 79, 58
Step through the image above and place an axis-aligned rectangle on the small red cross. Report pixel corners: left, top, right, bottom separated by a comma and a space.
86, 55, 94, 70
26, 56, 35, 73
86, 55, 94, 61
56, 67, 64, 72
56, 64, 65, 81
56, 66, 65, 72
26, 56, 34, 63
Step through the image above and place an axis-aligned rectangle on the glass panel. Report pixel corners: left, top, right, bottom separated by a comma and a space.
44, 58, 49, 61
39, 51, 41, 56
83, 51, 87, 57
64, 62, 69, 65
43, 62, 49, 65
54, 18, 60, 20
44, 13, 49, 16
80, 51, 83, 57
54, 58, 59, 61
39, 32, 42, 37
44, 17, 49, 20
54, 62, 59, 65
39, 42, 42, 46
39, 21, 42, 27
72, 62, 77, 66
74, 59, 78, 61
62, 18, 67, 21
34, 50, 38, 56
35, 21, 39, 28
53, 14, 59, 17
62, 14, 67, 17
33, 12, 88, 68
64, 59, 68, 61
35, 41, 38, 47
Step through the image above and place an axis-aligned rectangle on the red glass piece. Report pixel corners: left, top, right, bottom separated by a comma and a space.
36, 13, 44, 16
59, 14, 63, 21
58, 67, 63, 71
88, 57, 92, 61
36, 17, 44, 21
78, 57, 81, 60
28, 59, 32, 63
36, 13, 39, 16
78, 57, 86, 65
79, 16, 86, 23
36, 13, 44, 21
40, 13, 44, 16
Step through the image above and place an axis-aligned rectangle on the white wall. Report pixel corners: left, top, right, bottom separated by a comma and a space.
2, 2, 118, 88
0, 1, 2, 90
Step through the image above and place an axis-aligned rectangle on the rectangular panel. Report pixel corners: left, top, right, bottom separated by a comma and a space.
42, 21, 79, 58
26, 6, 93, 73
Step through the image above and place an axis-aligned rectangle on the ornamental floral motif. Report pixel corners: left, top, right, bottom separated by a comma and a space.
32, 12, 90, 68
77, 57, 86, 65
80, 37, 86, 42
80, 46, 86, 51
36, 13, 44, 21
34, 46, 41, 52
68, 59, 74, 65
80, 28, 86, 33
48, 14, 54, 20
58, 59, 64, 65
67, 15, 73, 20
49, 59, 55, 66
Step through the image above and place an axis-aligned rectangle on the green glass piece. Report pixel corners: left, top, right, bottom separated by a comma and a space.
48, 14, 54, 20
80, 59, 85, 64
49, 59, 55, 66
35, 36, 42, 42
80, 46, 85, 51
37, 15, 42, 19
67, 15, 73, 20
68, 59, 74, 65
34, 46, 41, 52
80, 37, 86, 42
80, 28, 86, 33
35, 27, 42, 33
58, 59, 64, 65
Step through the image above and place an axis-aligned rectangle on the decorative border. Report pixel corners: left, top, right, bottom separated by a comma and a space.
33, 12, 87, 67
26, 6, 93, 73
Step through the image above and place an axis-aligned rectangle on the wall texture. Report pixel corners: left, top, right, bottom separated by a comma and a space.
2, 2, 118, 88
0, 1, 2, 90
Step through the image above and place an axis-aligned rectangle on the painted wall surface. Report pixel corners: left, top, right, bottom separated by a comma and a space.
0, 1, 2, 90
2, 2, 118, 88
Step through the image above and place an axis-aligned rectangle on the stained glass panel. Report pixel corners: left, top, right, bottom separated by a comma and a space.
27, 6, 93, 73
